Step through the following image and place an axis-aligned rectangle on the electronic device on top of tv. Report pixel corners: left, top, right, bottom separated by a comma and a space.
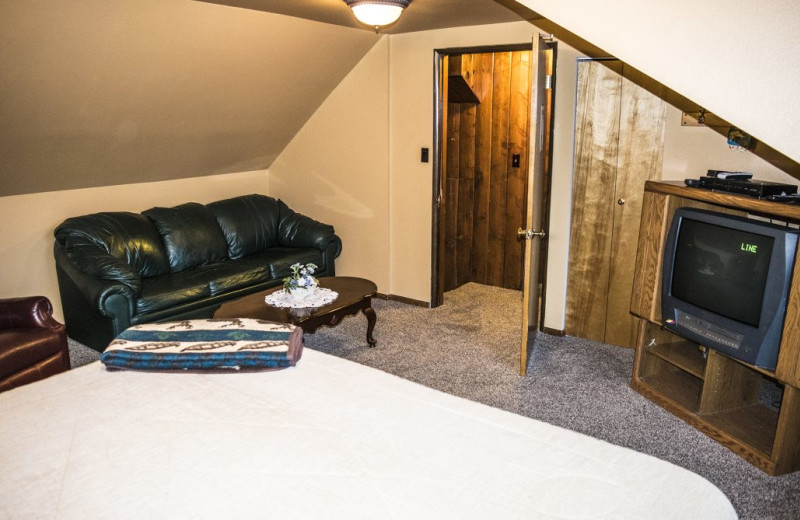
661, 208, 799, 370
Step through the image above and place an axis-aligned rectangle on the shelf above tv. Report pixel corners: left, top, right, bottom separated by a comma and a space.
645, 180, 800, 221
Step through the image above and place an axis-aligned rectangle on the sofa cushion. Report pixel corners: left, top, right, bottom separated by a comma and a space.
54, 212, 169, 278
135, 269, 214, 315
143, 203, 228, 273
252, 247, 324, 280
206, 259, 273, 296
207, 194, 281, 259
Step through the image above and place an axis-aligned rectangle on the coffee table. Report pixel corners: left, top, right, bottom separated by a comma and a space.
213, 277, 378, 347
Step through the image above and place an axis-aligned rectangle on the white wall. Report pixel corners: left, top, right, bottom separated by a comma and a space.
0, 170, 269, 321
661, 105, 795, 183
270, 38, 391, 291
515, 0, 800, 164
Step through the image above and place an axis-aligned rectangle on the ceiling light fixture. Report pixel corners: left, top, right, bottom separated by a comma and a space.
344, 0, 411, 30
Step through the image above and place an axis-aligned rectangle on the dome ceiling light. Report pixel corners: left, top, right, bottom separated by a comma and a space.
343, 0, 412, 30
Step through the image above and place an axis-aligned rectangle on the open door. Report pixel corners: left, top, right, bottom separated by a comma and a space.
433, 56, 449, 307
519, 34, 549, 376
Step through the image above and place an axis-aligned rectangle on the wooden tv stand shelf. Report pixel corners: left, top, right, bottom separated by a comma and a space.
630, 180, 800, 475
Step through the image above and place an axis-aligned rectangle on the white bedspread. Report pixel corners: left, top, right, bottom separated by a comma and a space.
0, 349, 736, 519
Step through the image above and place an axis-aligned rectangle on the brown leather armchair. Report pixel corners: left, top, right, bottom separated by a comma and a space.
0, 296, 70, 392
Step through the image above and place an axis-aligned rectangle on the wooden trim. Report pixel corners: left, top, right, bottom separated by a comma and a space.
645, 180, 800, 220
778, 244, 800, 387
437, 43, 532, 56
432, 42, 552, 306
536, 43, 558, 334
375, 293, 431, 308
630, 191, 668, 321
431, 51, 446, 307
772, 385, 800, 475
542, 327, 565, 337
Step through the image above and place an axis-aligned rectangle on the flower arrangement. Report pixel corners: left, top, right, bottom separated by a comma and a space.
282, 262, 319, 299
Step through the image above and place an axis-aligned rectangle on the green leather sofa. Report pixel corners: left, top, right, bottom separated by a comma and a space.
54, 194, 341, 352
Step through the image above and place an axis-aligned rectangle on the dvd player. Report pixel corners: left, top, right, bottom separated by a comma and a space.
698, 176, 798, 198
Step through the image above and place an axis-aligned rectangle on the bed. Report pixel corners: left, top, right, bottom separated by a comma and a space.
0, 347, 737, 519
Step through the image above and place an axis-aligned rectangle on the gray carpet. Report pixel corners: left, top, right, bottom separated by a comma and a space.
68, 282, 800, 519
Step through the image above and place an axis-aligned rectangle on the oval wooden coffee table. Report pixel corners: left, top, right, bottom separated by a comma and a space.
213, 277, 378, 347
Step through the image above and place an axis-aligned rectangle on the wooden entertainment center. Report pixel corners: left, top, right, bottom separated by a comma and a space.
630, 180, 800, 475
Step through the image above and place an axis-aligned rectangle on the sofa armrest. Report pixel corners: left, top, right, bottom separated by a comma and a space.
54, 244, 137, 321
55, 243, 138, 352
277, 202, 339, 252
64, 243, 142, 295
321, 236, 343, 275
0, 296, 62, 331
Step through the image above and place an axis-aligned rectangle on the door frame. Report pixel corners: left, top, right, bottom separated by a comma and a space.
430, 42, 557, 316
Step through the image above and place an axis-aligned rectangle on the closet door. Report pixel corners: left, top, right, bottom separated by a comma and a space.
565, 60, 666, 347
565, 61, 621, 344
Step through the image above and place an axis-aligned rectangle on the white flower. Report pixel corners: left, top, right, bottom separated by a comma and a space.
283, 262, 319, 292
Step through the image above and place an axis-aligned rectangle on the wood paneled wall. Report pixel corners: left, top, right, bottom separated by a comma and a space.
443, 50, 532, 292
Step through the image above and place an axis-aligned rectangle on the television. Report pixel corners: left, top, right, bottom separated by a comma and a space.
661, 208, 798, 370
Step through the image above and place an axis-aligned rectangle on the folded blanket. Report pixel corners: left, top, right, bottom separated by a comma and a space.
101, 318, 303, 372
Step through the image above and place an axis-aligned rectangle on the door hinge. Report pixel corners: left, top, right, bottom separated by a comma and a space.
545, 74, 553, 90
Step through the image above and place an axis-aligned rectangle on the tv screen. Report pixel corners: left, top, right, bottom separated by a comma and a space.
672, 218, 774, 327
661, 208, 798, 370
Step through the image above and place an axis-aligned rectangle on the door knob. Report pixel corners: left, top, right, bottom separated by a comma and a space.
617, 198, 626, 205
517, 228, 546, 240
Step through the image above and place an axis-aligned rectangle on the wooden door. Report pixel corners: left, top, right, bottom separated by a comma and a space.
434, 58, 449, 306
565, 60, 667, 348
519, 35, 549, 376
565, 61, 622, 343
605, 68, 668, 346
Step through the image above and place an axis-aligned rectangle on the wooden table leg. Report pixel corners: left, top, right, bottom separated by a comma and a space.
362, 305, 377, 347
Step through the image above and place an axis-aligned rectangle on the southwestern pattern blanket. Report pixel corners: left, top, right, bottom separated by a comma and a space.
100, 319, 303, 372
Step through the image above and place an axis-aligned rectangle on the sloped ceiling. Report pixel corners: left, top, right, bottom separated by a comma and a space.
0, 0, 379, 196
5, 0, 797, 198
205, 0, 800, 174
514, 0, 800, 167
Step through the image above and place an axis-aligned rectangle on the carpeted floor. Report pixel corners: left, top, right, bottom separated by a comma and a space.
69, 282, 800, 519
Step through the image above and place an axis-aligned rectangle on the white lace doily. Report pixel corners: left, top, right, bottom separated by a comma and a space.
265, 288, 339, 309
